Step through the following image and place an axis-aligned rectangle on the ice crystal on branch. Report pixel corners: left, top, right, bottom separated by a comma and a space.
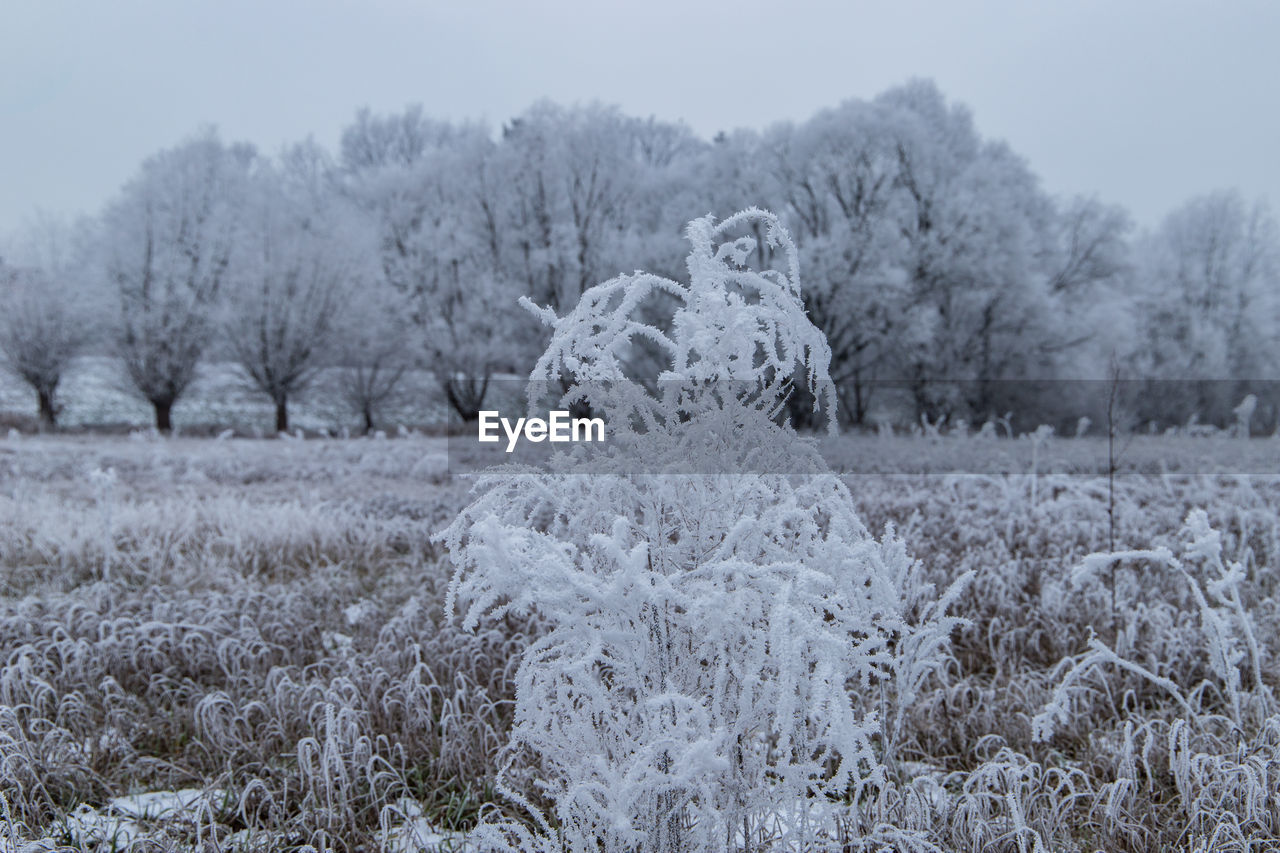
520, 207, 836, 438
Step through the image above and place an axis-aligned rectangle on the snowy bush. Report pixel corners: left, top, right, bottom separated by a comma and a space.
440, 209, 968, 852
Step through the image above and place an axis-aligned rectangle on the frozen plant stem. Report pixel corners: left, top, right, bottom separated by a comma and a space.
1106, 358, 1120, 634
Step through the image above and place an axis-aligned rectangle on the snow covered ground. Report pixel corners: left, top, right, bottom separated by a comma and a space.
0, 434, 1276, 850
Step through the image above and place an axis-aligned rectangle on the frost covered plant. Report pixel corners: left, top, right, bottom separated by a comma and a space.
441, 209, 963, 852
1036, 508, 1274, 741
88, 465, 117, 582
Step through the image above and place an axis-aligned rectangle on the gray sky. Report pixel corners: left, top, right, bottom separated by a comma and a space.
2, 0, 1277, 237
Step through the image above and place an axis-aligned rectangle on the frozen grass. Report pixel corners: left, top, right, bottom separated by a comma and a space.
0, 435, 519, 850
0, 434, 1277, 850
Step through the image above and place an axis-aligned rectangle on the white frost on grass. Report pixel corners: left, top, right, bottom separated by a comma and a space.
108, 787, 224, 820
58, 804, 141, 847
55, 789, 226, 848
224, 828, 287, 851
321, 629, 355, 655
343, 597, 377, 626
383, 800, 463, 853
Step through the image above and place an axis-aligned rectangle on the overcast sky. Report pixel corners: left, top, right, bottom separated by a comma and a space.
2, 0, 1277, 237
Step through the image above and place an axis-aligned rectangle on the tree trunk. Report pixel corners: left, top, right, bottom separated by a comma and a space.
362, 405, 375, 435
846, 374, 872, 427
153, 399, 173, 433
37, 388, 57, 431
445, 374, 491, 422
275, 396, 289, 434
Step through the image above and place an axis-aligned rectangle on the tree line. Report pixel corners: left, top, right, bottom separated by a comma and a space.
1, 79, 1277, 434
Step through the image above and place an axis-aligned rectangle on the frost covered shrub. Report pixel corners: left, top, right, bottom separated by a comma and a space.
441, 209, 966, 852
1038, 506, 1275, 742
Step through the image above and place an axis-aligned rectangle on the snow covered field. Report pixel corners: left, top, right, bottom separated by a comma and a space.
0, 433, 1276, 850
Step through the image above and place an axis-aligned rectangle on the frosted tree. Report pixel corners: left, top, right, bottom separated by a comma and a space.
331, 290, 414, 435
339, 104, 453, 173
224, 143, 365, 433
0, 217, 97, 429
1046, 196, 1132, 301
492, 104, 709, 395
441, 209, 965, 852
100, 129, 253, 432
497, 102, 640, 316
1130, 191, 1279, 427
872, 81, 1062, 422
759, 100, 907, 426
0, 265, 87, 429
725, 81, 1091, 427
342, 114, 520, 421
608, 115, 707, 283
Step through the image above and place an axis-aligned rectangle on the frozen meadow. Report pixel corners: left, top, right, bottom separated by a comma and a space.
0, 429, 1275, 851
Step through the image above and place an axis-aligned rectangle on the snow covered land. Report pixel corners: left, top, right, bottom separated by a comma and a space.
0, 381, 1277, 850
